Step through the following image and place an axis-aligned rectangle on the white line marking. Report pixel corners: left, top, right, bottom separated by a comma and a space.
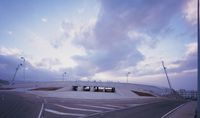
45, 108, 86, 117
38, 103, 44, 118
126, 101, 162, 108
161, 103, 186, 118
78, 104, 116, 110
54, 104, 103, 113
127, 104, 141, 107
103, 104, 124, 109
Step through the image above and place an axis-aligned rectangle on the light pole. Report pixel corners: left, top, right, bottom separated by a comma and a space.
20, 57, 25, 81
11, 63, 22, 85
162, 61, 173, 94
126, 72, 131, 83
197, 0, 200, 117
63, 72, 67, 81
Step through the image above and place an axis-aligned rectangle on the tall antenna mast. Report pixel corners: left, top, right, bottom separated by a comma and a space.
162, 61, 173, 91
10, 63, 22, 85
126, 72, 131, 83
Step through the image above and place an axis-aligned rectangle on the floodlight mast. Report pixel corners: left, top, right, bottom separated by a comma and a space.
162, 61, 173, 93
63, 72, 67, 81
126, 72, 131, 83
10, 63, 22, 85
20, 57, 25, 81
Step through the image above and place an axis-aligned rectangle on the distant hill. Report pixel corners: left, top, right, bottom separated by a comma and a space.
0, 79, 9, 85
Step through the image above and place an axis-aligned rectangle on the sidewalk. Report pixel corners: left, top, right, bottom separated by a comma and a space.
168, 101, 197, 118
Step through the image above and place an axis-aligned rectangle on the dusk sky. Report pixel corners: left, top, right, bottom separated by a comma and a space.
0, 0, 197, 90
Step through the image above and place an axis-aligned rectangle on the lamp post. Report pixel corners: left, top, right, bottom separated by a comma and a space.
11, 63, 22, 85
126, 72, 131, 83
162, 61, 173, 94
197, 0, 200, 117
20, 57, 25, 81
63, 72, 67, 81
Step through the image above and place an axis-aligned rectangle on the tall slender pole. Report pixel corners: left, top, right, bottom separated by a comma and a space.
10, 64, 22, 85
197, 0, 199, 117
20, 57, 25, 81
63, 72, 67, 81
162, 61, 173, 93
126, 72, 131, 83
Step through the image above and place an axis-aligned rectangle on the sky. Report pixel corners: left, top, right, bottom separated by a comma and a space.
0, 0, 197, 90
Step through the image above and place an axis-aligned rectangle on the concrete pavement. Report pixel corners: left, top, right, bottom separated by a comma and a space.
0, 91, 186, 118
0, 92, 42, 118
85, 100, 186, 118
166, 101, 197, 118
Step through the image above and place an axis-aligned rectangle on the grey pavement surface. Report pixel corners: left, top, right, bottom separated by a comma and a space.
0, 91, 186, 118
85, 100, 185, 118
167, 101, 197, 118
0, 91, 42, 118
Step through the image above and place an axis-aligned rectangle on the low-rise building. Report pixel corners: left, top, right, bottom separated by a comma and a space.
177, 89, 198, 100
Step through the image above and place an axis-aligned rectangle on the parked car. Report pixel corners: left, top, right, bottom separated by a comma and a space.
94, 86, 104, 92
72, 86, 78, 91
83, 86, 90, 91
105, 87, 115, 92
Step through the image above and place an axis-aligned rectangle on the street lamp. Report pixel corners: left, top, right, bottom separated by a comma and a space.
11, 63, 22, 85
20, 57, 25, 81
63, 72, 67, 81
126, 72, 131, 83
162, 61, 173, 94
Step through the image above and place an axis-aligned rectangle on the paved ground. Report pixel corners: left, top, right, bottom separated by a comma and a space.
167, 101, 197, 118
0, 91, 186, 118
85, 100, 185, 118
0, 91, 42, 118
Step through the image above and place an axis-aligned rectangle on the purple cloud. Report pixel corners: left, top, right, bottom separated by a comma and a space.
0, 54, 59, 82
70, 0, 187, 78
168, 42, 197, 73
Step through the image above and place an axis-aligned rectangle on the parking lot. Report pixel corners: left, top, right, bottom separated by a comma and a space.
0, 91, 167, 118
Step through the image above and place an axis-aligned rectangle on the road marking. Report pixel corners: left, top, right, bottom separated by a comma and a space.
126, 101, 162, 108
127, 104, 141, 107
78, 104, 116, 110
44, 108, 86, 117
103, 104, 124, 109
161, 103, 186, 118
43, 98, 47, 103
38, 103, 44, 118
54, 104, 103, 113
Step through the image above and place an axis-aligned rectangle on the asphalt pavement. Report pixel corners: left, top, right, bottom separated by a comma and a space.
85, 100, 185, 118
0, 91, 42, 118
0, 91, 186, 118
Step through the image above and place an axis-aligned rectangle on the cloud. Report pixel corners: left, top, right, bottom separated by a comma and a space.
77, 8, 84, 14
98, 0, 186, 35
0, 54, 60, 81
41, 18, 48, 22
126, 40, 197, 90
183, 0, 197, 25
185, 42, 197, 55
51, 19, 84, 48
0, 46, 21, 56
0, 54, 26, 81
23, 31, 83, 70
133, 69, 197, 90
8, 31, 13, 35
138, 41, 197, 75
69, 0, 187, 78
169, 42, 197, 73
36, 58, 61, 70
